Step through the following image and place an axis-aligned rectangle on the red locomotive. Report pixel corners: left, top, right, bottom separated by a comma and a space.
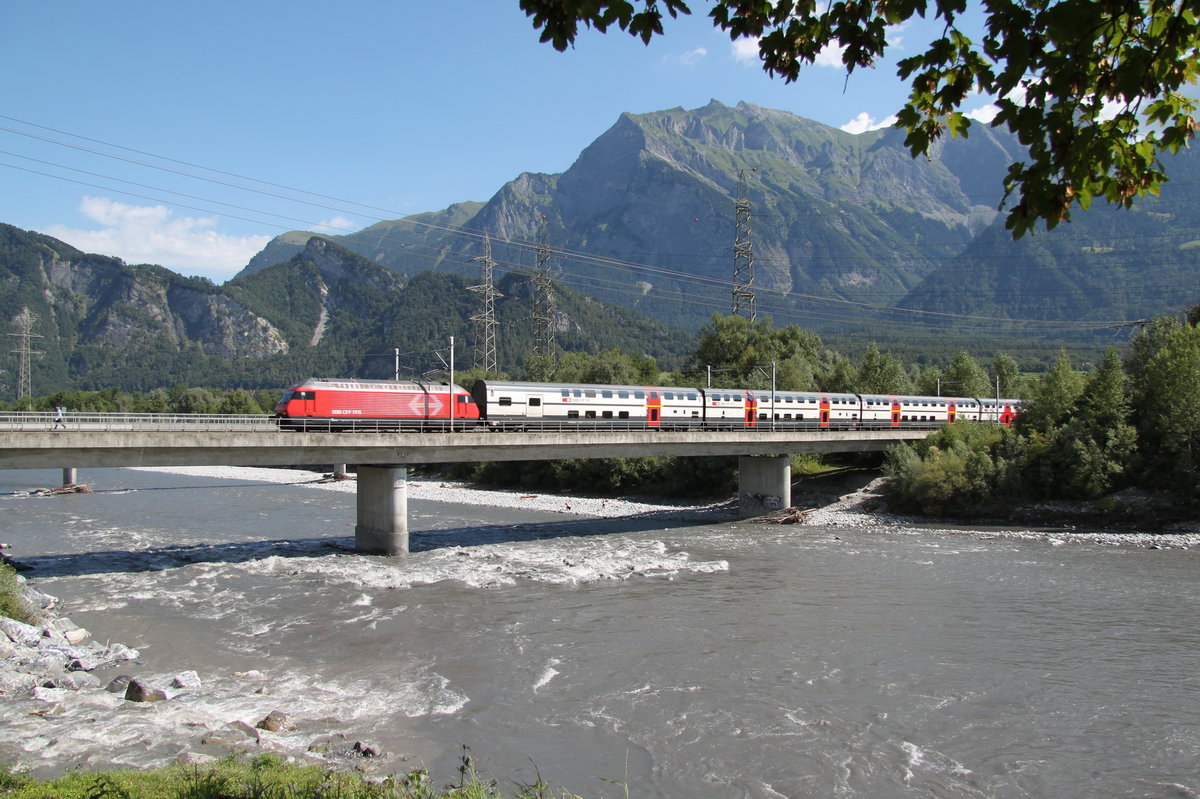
274, 378, 480, 431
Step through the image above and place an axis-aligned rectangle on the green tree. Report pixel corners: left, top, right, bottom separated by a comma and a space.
1136, 322, 1200, 494
941, 351, 991, 397
856, 344, 913, 394
990, 352, 1023, 399
1017, 350, 1084, 434
686, 314, 822, 390
521, 0, 1200, 236
1029, 349, 1136, 499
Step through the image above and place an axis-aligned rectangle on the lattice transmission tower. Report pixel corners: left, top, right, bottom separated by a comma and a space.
469, 235, 501, 374
8, 307, 43, 401
532, 217, 557, 358
731, 168, 757, 321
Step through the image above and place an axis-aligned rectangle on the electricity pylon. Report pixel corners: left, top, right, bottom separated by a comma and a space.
732, 168, 757, 321
8, 307, 43, 401
469, 235, 501, 374
532, 217, 556, 358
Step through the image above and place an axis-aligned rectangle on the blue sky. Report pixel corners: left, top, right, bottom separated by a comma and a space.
2, 1, 998, 282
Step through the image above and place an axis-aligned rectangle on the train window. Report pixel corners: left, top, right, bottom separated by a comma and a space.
573, 390, 582, 398
602, 391, 613, 398
529, 398, 541, 407
634, 391, 645, 399
498, 397, 513, 407
688, 393, 698, 400
585, 410, 597, 418
561, 390, 569, 398
619, 411, 630, 418
457, 395, 473, 404
649, 392, 659, 399
585, 390, 596, 398
618, 391, 629, 399
567, 410, 579, 418
664, 392, 673, 399
602, 411, 613, 418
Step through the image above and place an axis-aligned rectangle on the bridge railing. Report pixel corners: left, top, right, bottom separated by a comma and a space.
0, 411, 278, 432
0, 411, 954, 434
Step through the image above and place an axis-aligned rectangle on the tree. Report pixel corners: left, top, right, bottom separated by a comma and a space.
686, 314, 822, 390
990, 352, 1023, 399
940, 351, 991, 397
1136, 322, 1200, 493
519, 0, 1200, 236
1016, 350, 1084, 434
857, 344, 913, 394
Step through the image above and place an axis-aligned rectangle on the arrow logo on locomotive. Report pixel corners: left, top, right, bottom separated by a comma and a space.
395, 394, 445, 416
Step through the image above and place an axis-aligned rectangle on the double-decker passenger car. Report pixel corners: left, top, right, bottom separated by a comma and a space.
274, 378, 480, 431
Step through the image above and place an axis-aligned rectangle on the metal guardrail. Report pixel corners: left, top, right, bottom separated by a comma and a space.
0, 411, 279, 433
0, 411, 954, 435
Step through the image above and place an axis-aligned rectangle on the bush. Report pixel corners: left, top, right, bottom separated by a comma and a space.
0, 562, 39, 625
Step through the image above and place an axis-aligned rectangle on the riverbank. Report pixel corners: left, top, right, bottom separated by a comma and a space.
781, 469, 1200, 549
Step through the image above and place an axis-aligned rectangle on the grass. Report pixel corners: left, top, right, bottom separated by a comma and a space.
0, 753, 583, 799
0, 561, 39, 626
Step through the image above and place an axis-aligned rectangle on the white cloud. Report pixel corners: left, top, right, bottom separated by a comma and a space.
966, 103, 1001, 123
814, 41, 847, 68
313, 215, 360, 234
678, 47, 708, 66
45, 197, 272, 283
731, 37, 759, 64
841, 112, 898, 134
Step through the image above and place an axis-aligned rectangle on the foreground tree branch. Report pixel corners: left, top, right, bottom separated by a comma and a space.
518, 0, 1200, 237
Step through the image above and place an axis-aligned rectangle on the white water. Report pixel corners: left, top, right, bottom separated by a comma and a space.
2, 467, 1198, 798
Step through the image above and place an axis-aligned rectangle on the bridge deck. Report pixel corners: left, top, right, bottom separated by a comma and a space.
0, 428, 927, 469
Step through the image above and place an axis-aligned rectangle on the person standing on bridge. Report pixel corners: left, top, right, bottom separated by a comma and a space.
52, 406, 66, 430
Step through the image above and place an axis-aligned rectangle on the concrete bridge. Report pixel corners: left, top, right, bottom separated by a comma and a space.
0, 414, 931, 555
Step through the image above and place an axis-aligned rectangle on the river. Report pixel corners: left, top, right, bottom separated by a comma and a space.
1, 466, 1197, 798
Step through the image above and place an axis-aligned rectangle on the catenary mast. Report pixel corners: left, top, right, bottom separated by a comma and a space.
731, 168, 757, 321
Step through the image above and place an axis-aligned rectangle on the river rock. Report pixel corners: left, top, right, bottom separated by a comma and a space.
0, 616, 42, 646
125, 677, 168, 702
226, 720, 261, 741
105, 674, 132, 693
171, 670, 202, 689
256, 710, 296, 732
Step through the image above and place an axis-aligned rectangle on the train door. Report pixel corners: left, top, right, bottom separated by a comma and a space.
646, 391, 661, 428
819, 397, 831, 428
525, 394, 544, 419
297, 389, 317, 417
744, 393, 757, 427
947, 403, 958, 424
890, 401, 901, 428
999, 404, 1016, 426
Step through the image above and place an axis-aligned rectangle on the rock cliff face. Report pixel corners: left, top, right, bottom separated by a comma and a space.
237, 100, 1199, 338
2, 226, 684, 394
235, 101, 1021, 329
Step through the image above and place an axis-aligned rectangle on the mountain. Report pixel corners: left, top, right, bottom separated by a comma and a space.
238, 100, 1027, 330
238, 100, 1198, 353
0, 226, 690, 395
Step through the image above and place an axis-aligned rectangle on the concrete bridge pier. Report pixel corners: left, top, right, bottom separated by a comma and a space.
738, 455, 791, 518
354, 465, 408, 555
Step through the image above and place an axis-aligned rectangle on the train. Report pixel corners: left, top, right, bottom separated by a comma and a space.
273, 377, 1021, 432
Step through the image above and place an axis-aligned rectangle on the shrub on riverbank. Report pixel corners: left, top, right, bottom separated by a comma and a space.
0, 754, 582, 799
884, 323, 1200, 519
0, 562, 38, 625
